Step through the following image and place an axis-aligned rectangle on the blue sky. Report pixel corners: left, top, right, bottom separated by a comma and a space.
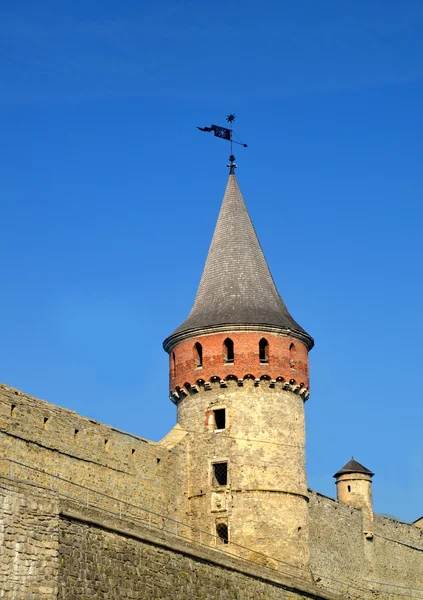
1, 1, 423, 522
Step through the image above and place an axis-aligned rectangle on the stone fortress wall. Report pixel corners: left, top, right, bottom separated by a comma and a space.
1, 477, 334, 600
308, 490, 423, 598
0, 478, 60, 599
1, 381, 423, 599
0, 383, 187, 520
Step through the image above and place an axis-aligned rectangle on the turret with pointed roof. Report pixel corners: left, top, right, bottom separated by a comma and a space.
334, 457, 374, 513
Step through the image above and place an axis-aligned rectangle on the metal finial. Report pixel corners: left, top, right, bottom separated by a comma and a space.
227, 115, 235, 161
227, 154, 237, 174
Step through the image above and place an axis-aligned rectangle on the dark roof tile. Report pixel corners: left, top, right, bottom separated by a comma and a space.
333, 458, 375, 478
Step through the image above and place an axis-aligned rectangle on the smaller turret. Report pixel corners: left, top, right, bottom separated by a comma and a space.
334, 458, 374, 513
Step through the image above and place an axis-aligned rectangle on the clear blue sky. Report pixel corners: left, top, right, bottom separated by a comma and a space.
1, 1, 422, 522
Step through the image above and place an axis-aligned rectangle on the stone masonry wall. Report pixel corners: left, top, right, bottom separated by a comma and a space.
2, 381, 423, 600
0, 476, 332, 600
308, 491, 365, 596
178, 379, 310, 574
371, 513, 423, 593
58, 500, 333, 600
3, 474, 423, 600
0, 478, 59, 600
308, 490, 423, 599
0, 383, 187, 520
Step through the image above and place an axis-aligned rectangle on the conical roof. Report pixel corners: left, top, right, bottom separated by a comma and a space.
164, 173, 313, 352
334, 458, 374, 478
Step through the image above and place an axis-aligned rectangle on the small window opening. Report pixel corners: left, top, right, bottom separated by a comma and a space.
289, 343, 297, 368
216, 523, 229, 545
131, 448, 136, 457
347, 485, 351, 493
224, 338, 234, 363
259, 338, 269, 363
194, 342, 203, 367
74, 429, 79, 438
11, 404, 16, 417
104, 439, 109, 451
157, 458, 161, 464
43, 417, 49, 430
213, 462, 228, 486
213, 408, 226, 430
171, 352, 176, 378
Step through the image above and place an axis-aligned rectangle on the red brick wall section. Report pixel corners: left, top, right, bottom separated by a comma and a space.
168, 331, 309, 394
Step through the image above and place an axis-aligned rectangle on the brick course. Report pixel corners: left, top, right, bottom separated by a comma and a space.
169, 331, 309, 395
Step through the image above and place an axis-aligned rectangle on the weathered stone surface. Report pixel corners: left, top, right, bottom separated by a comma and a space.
308, 490, 423, 598
1, 381, 423, 599
0, 479, 59, 599
0, 383, 187, 519
57, 501, 331, 600
178, 378, 310, 573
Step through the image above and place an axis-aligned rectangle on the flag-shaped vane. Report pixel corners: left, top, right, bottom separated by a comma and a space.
197, 124, 232, 140
197, 114, 247, 148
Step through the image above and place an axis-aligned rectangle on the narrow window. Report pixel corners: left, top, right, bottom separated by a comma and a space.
11, 404, 16, 417
104, 439, 109, 451
171, 352, 176, 378
348, 485, 351, 493
259, 338, 269, 363
131, 448, 136, 457
213, 408, 226, 430
74, 429, 79, 439
194, 342, 203, 367
216, 523, 229, 544
213, 462, 228, 486
43, 417, 49, 430
224, 338, 234, 363
289, 343, 297, 368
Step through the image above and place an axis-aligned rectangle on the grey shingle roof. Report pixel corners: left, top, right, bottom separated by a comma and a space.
333, 458, 375, 478
163, 173, 313, 352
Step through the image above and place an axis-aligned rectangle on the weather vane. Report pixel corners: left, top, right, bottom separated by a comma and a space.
197, 114, 248, 173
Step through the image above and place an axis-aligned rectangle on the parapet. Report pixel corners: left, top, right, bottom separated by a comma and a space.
0, 382, 187, 518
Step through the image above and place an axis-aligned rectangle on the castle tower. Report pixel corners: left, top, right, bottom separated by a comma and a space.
163, 171, 314, 573
334, 458, 374, 513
